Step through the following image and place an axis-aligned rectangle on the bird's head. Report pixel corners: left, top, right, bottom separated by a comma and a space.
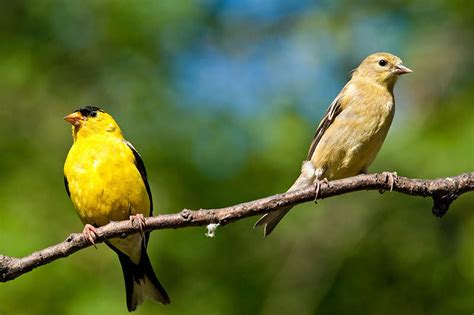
352, 52, 412, 90
64, 106, 122, 141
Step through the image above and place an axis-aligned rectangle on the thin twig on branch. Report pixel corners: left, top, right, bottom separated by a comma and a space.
1, 172, 473, 282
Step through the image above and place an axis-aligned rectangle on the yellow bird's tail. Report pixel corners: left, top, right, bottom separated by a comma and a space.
110, 243, 170, 312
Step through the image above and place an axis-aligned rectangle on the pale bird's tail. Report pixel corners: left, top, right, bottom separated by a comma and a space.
254, 205, 293, 236
255, 167, 315, 236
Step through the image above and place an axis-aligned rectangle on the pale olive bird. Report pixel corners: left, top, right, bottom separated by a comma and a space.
255, 52, 412, 236
64, 106, 170, 311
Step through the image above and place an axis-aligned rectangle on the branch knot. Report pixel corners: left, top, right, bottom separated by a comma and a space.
180, 209, 193, 222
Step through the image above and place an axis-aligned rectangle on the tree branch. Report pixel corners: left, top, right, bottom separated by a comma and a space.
1, 172, 473, 282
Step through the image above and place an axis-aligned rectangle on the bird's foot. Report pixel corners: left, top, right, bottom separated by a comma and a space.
314, 178, 329, 203
82, 224, 98, 247
130, 213, 146, 233
379, 171, 398, 194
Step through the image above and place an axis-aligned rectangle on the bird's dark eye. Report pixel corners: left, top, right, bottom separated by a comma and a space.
90, 111, 97, 118
378, 59, 387, 66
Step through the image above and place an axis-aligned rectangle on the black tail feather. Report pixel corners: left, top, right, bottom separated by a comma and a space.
107, 242, 170, 312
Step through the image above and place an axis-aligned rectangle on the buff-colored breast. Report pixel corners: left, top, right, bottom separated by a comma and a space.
311, 80, 395, 180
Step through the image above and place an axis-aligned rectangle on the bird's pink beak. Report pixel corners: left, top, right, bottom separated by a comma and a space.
394, 63, 413, 75
64, 112, 84, 126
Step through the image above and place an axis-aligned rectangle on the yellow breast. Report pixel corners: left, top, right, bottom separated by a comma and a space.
64, 135, 150, 226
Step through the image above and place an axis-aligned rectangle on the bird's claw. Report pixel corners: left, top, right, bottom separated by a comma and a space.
379, 171, 398, 194
83, 224, 98, 248
314, 178, 329, 203
130, 213, 146, 233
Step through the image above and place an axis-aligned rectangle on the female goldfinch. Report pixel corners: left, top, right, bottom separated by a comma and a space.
63, 106, 170, 311
255, 52, 412, 236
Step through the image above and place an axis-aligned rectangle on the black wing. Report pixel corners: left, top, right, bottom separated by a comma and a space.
126, 141, 154, 247
126, 141, 153, 215
64, 176, 70, 198
306, 91, 344, 160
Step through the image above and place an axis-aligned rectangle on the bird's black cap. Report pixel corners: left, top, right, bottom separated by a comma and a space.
75, 106, 104, 117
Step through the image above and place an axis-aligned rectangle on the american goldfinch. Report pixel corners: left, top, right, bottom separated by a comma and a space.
255, 52, 412, 236
63, 106, 170, 311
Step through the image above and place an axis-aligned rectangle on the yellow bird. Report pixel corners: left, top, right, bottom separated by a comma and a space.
63, 106, 170, 311
255, 52, 412, 236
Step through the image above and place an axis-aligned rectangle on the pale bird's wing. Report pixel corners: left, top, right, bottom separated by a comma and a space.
306, 88, 345, 160
255, 86, 347, 236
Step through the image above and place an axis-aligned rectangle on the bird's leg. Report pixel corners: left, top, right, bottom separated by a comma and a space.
130, 213, 146, 234
82, 224, 98, 247
379, 171, 398, 194
314, 178, 329, 204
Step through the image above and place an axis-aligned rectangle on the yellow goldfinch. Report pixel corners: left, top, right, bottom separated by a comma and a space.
63, 106, 170, 311
255, 52, 412, 236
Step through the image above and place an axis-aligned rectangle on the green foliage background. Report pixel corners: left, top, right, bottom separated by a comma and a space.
0, 1, 473, 314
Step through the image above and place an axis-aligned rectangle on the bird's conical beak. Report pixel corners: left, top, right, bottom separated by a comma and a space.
394, 63, 413, 75
64, 112, 84, 126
